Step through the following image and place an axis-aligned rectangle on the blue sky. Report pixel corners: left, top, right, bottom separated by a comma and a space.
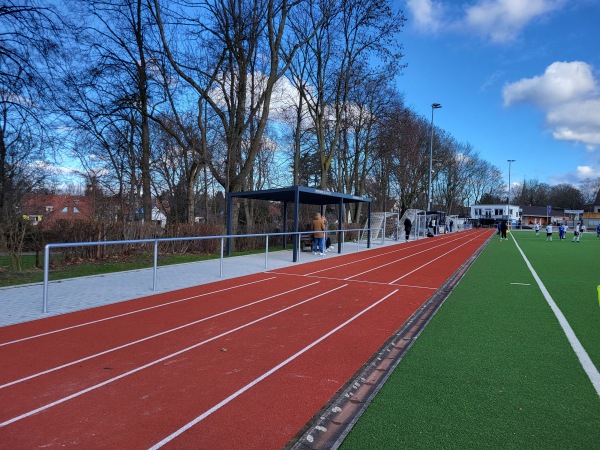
396, 0, 600, 189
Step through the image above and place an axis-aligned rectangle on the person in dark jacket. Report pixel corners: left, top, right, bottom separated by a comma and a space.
404, 218, 412, 242
500, 220, 508, 240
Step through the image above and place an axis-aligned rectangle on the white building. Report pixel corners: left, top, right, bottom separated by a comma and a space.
470, 204, 521, 224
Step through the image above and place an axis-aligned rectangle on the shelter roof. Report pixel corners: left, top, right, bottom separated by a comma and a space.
227, 185, 371, 206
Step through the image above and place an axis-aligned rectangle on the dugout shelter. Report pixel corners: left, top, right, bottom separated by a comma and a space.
226, 185, 372, 262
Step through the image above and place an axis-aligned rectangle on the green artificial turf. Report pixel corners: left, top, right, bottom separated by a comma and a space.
341, 230, 600, 449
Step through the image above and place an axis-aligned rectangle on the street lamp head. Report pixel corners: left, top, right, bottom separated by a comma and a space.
432, 103, 442, 109
508, 159, 516, 163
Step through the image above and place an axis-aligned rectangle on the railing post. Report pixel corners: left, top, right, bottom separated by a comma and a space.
220, 237, 224, 278
43, 245, 50, 313
265, 235, 269, 269
153, 240, 158, 291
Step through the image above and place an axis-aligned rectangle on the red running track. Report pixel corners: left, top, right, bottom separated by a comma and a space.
0, 228, 493, 449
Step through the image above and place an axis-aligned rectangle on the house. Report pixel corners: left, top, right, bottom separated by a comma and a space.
469, 203, 521, 225
20, 194, 93, 225
520, 206, 568, 227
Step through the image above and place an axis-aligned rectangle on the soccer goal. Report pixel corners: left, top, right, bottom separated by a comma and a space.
359, 212, 400, 243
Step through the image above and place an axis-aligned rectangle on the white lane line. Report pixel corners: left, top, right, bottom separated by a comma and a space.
302, 229, 479, 277
345, 233, 476, 281
0, 284, 348, 428
0, 282, 321, 390
266, 272, 437, 290
511, 235, 600, 397
388, 235, 480, 284
0, 277, 276, 347
149, 288, 400, 449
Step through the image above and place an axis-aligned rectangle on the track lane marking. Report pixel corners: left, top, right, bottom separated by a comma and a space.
149, 288, 400, 449
344, 233, 480, 281
0, 282, 321, 390
388, 234, 481, 284
0, 277, 277, 347
302, 230, 480, 276
0, 284, 348, 427
266, 272, 437, 290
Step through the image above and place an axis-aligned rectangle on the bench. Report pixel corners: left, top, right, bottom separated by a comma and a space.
300, 233, 314, 252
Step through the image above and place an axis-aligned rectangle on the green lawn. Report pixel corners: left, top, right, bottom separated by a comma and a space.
341, 230, 600, 449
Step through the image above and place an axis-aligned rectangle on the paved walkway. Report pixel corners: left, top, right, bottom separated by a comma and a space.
0, 240, 398, 327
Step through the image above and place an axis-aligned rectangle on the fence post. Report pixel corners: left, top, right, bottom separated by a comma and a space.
153, 240, 158, 291
43, 245, 50, 313
220, 238, 224, 278
265, 235, 269, 269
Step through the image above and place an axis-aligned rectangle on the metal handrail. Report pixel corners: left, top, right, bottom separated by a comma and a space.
42, 227, 383, 314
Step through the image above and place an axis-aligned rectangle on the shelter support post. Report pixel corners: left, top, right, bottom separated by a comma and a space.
283, 202, 288, 250
293, 189, 300, 262
226, 193, 232, 256
367, 202, 372, 248
338, 198, 343, 253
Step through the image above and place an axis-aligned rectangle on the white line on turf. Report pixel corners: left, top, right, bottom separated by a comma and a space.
511, 235, 600, 397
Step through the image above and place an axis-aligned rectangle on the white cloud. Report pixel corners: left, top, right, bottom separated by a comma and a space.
464, 0, 565, 43
503, 61, 600, 149
406, 0, 446, 33
503, 61, 596, 107
407, 0, 565, 43
576, 166, 600, 178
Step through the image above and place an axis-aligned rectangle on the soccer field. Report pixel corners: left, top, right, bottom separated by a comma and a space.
341, 229, 600, 449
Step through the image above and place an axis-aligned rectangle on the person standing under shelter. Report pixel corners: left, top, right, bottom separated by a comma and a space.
404, 217, 412, 242
449, 219, 454, 232
312, 213, 326, 255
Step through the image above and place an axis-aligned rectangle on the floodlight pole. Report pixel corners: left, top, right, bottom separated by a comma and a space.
507, 159, 515, 232
427, 103, 442, 213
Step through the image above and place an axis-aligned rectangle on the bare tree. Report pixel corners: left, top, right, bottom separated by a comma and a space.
549, 183, 584, 210
436, 141, 481, 215
513, 179, 551, 206
579, 177, 600, 207
0, 1, 62, 268
377, 104, 431, 216
153, 0, 314, 194
291, 0, 405, 189
58, 0, 161, 222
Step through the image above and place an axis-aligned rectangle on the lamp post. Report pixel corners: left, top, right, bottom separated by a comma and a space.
427, 103, 442, 212
507, 159, 515, 232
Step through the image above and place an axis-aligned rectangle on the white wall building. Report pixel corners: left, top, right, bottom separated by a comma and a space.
470, 204, 521, 224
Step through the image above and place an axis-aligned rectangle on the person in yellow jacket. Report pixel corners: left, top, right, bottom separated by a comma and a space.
312, 213, 326, 255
